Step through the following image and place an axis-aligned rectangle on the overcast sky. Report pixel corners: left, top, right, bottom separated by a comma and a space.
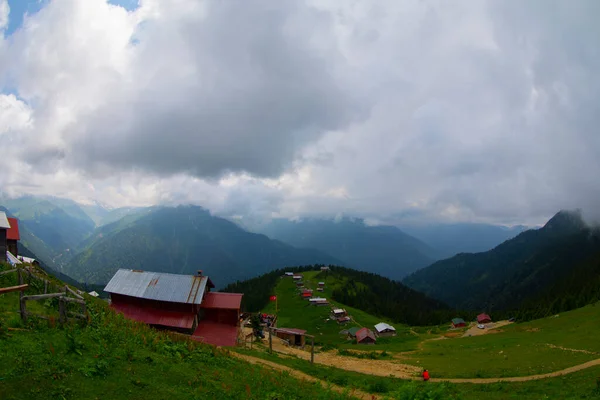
0, 0, 599, 226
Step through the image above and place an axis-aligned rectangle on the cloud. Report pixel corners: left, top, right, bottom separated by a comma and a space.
1, 0, 599, 226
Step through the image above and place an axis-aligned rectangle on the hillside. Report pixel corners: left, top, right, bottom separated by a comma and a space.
223, 265, 452, 328
63, 206, 342, 287
401, 222, 527, 258
0, 197, 96, 268
256, 218, 437, 279
0, 263, 348, 400
403, 210, 600, 313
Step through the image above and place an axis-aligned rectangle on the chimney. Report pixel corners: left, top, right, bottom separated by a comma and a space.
197, 270, 203, 276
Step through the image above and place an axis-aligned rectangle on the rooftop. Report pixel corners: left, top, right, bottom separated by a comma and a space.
104, 269, 215, 305
0, 212, 10, 229
201, 292, 243, 310
374, 322, 395, 332
6, 218, 20, 240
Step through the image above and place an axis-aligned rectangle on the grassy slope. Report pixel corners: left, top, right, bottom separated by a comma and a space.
403, 303, 600, 378
0, 264, 347, 400
262, 271, 440, 352
250, 270, 600, 398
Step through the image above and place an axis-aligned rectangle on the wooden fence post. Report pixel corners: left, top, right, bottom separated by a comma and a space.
58, 297, 66, 324
44, 280, 48, 294
20, 296, 27, 323
269, 327, 273, 354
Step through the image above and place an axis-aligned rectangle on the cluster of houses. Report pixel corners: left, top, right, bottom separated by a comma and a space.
452, 313, 493, 328
285, 272, 330, 306
341, 322, 397, 344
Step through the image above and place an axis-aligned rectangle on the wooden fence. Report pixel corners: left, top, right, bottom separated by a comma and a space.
0, 266, 88, 324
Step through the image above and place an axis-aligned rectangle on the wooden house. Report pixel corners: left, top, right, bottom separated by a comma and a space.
347, 326, 360, 339
6, 217, 19, 257
320, 266, 330, 271
316, 287, 324, 292
356, 327, 377, 344
477, 313, 492, 324
451, 318, 466, 328
318, 281, 325, 287
374, 322, 396, 337
104, 269, 243, 347
0, 211, 10, 263
275, 328, 307, 347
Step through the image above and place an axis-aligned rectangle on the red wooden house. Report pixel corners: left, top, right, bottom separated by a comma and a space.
477, 313, 492, 324
6, 217, 20, 257
452, 318, 466, 328
104, 269, 243, 347
356, 327, 376, 344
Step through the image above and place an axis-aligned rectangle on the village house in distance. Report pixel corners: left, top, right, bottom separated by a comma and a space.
103, 269, 243, 347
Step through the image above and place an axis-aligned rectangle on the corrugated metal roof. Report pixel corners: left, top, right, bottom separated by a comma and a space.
6, 251, 22, 266
356, 327, 376, 343
347, 327, 360, 336
374, 322, 395, 332
111, 303, 195, 329
0, 212, 10, 229
201, 292, 243, 310
477, 313, 492, 323
6, 218, 20, 240
333, 308, 345, 314
276, 328, 306, 335
104, 269, 214, 304
452, 318, 465, 325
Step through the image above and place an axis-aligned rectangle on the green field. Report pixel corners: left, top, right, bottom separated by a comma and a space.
259, 269, 600, 385
403, 303, 600, 378
0, 264, 348, 400
262, 271, 438, 352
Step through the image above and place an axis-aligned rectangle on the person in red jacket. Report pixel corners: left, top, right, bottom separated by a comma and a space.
423, 369, 430, 381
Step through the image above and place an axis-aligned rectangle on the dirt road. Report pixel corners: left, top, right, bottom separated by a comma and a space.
462, 320, 513, 337
230, 352, 380, 400
432, 357, 600, 383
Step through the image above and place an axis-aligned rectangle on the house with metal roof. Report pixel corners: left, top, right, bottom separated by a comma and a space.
346, 326, 361, 338
451, 318, 466, 328
477, 313, 492, 324
0, 211, 10, 263
104, 269, 243, 347
356, 327, 377, 344
275, 327, 307, 347
374, 322, 396, 337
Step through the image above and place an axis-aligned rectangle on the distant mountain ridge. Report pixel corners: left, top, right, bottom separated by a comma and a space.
400, 222, 528, 258
256, 217, 437, 280
403, 210, 600, 313
63, 206, 343, 287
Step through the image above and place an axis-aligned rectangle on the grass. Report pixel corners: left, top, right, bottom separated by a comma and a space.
235, 346, 600, 400
404, 302, 600, 378
262, 271, 438, 352
0, 263, 350, 400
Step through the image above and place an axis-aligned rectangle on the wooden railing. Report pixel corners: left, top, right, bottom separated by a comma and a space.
0, 265, 88, 324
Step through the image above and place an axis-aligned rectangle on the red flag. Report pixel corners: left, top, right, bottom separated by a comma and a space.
269, 295, 277, 302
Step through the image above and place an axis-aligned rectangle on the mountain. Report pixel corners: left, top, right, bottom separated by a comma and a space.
403, 210, 600, 312
63, 205, 343, 287
0, 197, 95, 268
401, 222, 528, 258
78, 203, 153, 227
256, 218, 437, 279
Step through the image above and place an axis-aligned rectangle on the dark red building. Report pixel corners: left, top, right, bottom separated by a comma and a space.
477, 313, 492, 324
6, 218, 20, 257
104, 269, 243, 346
356, 327, 377, 344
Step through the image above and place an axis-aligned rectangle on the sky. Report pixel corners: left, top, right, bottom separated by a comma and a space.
0, 0, 599, 227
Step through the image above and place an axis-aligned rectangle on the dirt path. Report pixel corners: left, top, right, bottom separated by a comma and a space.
432, 358, 600, 383
545, 344, 599, 355
230, 352, 380, 400
462, 320, 513, 337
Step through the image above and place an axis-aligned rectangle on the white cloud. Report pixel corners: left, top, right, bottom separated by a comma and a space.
0, 0, 599, 226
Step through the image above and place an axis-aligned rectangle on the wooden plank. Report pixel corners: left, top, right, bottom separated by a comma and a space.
67, 311, 87, 319
65, 286, 84, 300
21, 292, 64, 301
62, 297, 85, 305
0, 284, 29, 294
0, 268, 17, 276
59, 298, 66, 324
